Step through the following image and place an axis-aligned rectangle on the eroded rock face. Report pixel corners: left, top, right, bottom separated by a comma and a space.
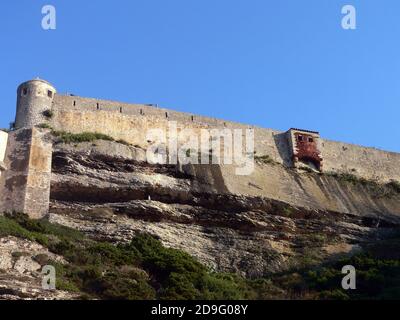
47, 141, 400, 277
1, 140, 399, 298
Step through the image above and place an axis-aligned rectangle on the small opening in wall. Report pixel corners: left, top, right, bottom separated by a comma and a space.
120, 107, 123, 113
96, 103, 100, 110
298, 135, 303, 141
73, 101, 76, 106
140, 109, 143, 115
308, 137, 314, 143
23, 88, 28, 96
191, 115, 194, 122
47, 90, 53, 98
165, 112, 168, 118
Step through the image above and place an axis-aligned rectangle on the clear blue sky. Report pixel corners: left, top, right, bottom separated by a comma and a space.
1, 0, 399, 152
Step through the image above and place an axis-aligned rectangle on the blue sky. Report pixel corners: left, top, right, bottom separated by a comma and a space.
0, 0, 399, 152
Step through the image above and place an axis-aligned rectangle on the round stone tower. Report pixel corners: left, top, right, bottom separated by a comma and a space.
15, 79, 57, 129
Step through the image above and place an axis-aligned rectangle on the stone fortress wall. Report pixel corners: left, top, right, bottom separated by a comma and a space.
50, 94, 400, 183
0, 128, 52, 218
0, 79, 399, 219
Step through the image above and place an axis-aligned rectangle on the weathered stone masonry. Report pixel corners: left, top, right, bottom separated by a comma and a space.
49, 87, 400, 182
0, 79, 399, 218
0, 128, 52, 219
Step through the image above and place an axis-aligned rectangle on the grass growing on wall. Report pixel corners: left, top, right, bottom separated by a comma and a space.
326, 172, 400, 198
37, 123, 53, 129
36, 127, 133, 146
254, 155, 276, 165
42, 110, 54, 119
52, 131, 114, 144
387, 180, 400, 193
51, 130, 131, 146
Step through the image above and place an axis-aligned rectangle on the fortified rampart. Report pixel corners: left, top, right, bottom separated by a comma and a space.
0, 128, 52, 218
49, 94, 400, 183
0, 79, 399, 219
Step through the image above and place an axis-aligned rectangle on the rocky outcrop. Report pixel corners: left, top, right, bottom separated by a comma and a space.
47, 141, 400, 277
0, 237, 75, 300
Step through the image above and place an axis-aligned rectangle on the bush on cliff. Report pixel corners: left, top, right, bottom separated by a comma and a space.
50, 130, 131, 146
0, 213, 259, 300
52, 131, 115, 144
1, 213, 400, 300
326, 172, 400, 198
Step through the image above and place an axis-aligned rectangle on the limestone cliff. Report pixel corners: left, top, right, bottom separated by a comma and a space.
1, 79, 399, 299
1, 138, 400, 299
47, 140, 400, 277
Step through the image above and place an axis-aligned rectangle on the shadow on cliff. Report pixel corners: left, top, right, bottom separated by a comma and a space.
180, 162, 230, 194
273, 132, 292, 168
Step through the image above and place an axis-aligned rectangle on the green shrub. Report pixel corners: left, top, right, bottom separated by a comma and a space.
0, 213, 49, 245
282, 207, 294, 217
319, 290, 350, 300
387, 180, 400, 193
37, 123, 53, 129
326, 172, 367, 185
299, 166, 314, 173
52, 131, 115, 144
255, 155, 275, 165
303, 251, 400, 300
42, 109, 54, 118
52, 130, 131, 147
116, 139, 131, 146
3, 212, 399, 300
0, 214, 258, 300
326, 173, 400, 198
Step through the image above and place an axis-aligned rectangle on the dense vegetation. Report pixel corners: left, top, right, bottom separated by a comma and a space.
0, 213, 399, 300
272, 236, 400, 300
0, 213, 267, 299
